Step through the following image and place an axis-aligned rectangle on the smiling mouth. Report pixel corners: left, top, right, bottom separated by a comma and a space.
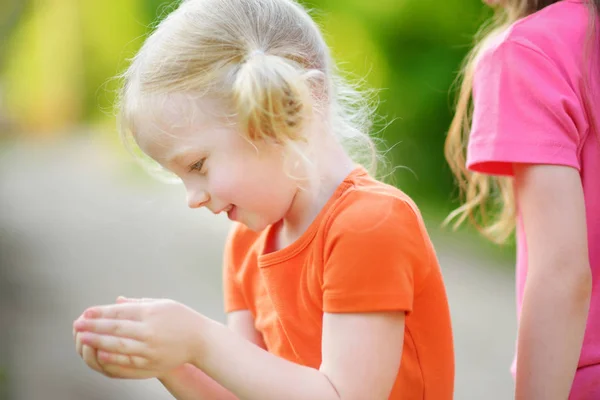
216, 204, 235, 216
211, 205, 232, 215
225, 205, 237, 221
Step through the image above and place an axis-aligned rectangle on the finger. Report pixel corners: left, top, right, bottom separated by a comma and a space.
74, 311, 86, 325
73, 314, 86, 339
74, 319, 148, 341
76, 332, 83, 357
97, 350, 150, 369
83, 304, 143, 321
79, 332, 148, 356
101, 364, 157, 380
117, 296, 155, 304
82, 344, 104, 373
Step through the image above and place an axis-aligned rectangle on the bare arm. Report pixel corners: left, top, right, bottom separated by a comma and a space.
158, 364, 237, 400
158, 310, 264, 400
76, 298, 405, 399
193, 311, 405, 400
514, 164, 592, 399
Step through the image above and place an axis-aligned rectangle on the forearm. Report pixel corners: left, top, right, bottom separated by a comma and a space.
515, 267, 591, 400
159, 364, 239, 400
194, 317, 340, 400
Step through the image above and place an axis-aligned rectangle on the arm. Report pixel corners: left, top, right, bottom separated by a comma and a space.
158, 310, 264, 400
77, 305, 405, 400
514, 164, 592, 400
158, 364, 237, 400
194, 311, 405, 400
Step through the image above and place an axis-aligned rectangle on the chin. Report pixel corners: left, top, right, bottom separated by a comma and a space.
238, 215, 273, 233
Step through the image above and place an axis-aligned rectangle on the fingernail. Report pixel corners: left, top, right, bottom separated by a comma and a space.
73, 320, 85, 330
98, 350, 110, 362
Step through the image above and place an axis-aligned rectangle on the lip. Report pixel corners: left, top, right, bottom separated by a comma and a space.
212, 204, 233, 215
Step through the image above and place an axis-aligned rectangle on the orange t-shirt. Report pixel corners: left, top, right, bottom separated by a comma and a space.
223, 167, 454, 399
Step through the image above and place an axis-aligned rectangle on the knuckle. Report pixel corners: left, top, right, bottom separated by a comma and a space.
117, 338, 127, 353
112, 322, 122, 336
135, 356, 150, 369
120, 354, 132, 366
138, 327, 151, 342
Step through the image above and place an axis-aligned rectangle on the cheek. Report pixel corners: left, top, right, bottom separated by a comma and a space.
207, 170, 238, 201
207, 161, 262, 205
209, 158, 296, 210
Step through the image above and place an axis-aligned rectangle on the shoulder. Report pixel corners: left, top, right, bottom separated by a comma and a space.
480, 1, 589, 70
509, 1, 589, 43
319, 176, 437, 295
323, 176, 431, 251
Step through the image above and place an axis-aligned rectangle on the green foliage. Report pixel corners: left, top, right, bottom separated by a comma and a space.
302, 0, 490, 207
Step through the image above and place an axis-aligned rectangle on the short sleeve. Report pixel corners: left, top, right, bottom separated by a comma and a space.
223, 223, 249, 313
467, 39, 585, 176
322, 194, 432, 314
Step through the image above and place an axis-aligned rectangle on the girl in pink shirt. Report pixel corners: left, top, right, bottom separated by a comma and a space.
446, 1, 600, 399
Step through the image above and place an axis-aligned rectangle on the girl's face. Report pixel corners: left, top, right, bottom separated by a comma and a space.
135, 95, 300, 232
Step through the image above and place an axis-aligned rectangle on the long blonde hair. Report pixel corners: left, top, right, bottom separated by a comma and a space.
117, 0, 379, 178
445, 0, 597, 244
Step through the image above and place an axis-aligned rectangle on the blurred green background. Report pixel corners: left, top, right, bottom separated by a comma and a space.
0, 1, 519, 399
0, 0, 493, 214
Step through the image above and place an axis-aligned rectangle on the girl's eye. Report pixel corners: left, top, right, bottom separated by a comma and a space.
189, 159, 205, 173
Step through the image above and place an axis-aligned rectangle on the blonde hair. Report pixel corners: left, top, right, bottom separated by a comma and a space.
444, 0, 593, 244
117, 0, 379, 179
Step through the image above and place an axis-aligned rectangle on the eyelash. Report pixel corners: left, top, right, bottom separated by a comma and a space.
189, 158, 206, 173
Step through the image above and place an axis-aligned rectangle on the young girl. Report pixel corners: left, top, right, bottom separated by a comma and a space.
446, 0, 600, 398
72, 0, 454, 398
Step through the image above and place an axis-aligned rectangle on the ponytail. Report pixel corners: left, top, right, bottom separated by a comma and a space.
233, 50, 313, 144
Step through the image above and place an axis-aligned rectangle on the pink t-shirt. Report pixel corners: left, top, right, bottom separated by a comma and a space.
466, 1, 600, 397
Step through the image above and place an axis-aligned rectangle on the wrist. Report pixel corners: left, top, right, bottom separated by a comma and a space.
188, 311, 214, 369
157, 363, 189, 381
157, 363, 197, 381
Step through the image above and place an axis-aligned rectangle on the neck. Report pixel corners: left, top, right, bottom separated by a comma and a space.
278, 132, 355, 247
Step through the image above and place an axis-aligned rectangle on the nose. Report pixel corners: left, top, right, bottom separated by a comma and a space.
187, 189, 210, 209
